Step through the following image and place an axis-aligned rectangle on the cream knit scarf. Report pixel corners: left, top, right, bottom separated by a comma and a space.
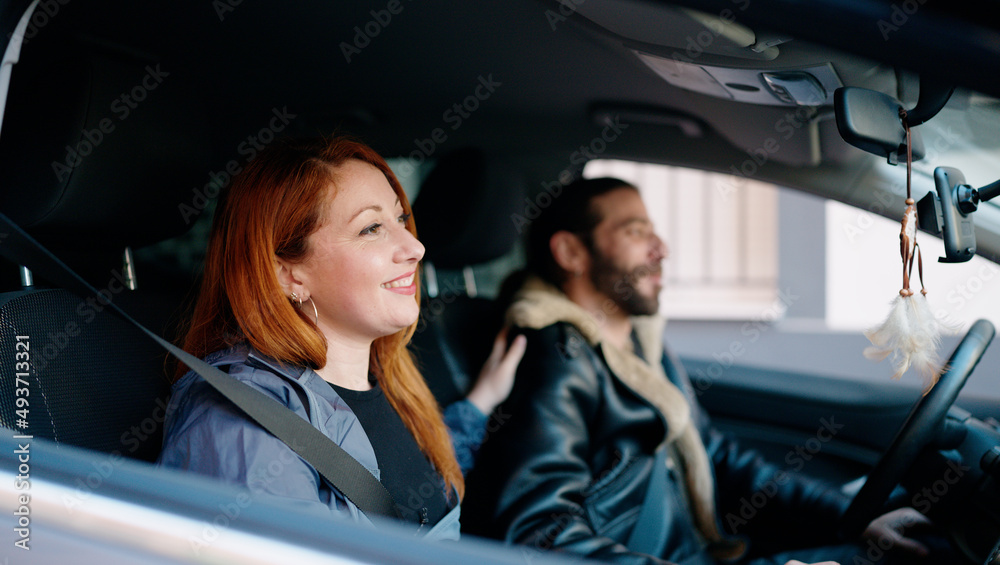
506, 276, 744, 560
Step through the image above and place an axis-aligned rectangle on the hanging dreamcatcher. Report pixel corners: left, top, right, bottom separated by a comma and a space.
863, 108, 948, 391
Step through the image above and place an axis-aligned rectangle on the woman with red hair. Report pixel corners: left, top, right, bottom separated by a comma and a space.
158, 136, 524, 538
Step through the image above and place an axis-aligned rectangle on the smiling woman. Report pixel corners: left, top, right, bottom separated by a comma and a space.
156, 136, 524, 538
276, 158, 426, 362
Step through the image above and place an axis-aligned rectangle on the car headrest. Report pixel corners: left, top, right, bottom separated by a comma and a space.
0, 51, 212, 253
412, 148, 526, 269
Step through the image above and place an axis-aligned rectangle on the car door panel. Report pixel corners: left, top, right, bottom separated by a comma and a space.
685, 358, 922, 484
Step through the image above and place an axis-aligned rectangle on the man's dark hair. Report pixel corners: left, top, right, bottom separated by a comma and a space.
526, 176, 637, 287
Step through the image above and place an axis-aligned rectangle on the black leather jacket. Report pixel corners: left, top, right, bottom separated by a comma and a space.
465, 323, 850, 565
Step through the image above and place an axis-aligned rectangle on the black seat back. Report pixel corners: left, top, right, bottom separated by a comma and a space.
0, 289, 170, 461
413, 296, 503, 407
408, 148, 526, 406
0, 46, 211, 462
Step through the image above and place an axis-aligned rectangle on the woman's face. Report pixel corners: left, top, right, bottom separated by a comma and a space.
286, 159, 424, 343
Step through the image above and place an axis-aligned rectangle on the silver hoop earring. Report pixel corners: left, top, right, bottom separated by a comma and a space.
305, 297, 319, 325
289, 292, 316, 324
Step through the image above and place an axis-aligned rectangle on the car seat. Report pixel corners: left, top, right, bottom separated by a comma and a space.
408, 147, 527, 407
0, 46, 212, 462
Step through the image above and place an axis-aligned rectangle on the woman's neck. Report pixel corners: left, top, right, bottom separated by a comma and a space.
314, 334, 373, 391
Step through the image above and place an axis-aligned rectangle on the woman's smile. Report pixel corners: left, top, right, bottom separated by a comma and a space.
382, 271, 417, 294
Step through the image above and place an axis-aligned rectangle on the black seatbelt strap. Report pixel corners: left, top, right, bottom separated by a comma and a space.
0, 213, 403, 520
626, 445, 670, 556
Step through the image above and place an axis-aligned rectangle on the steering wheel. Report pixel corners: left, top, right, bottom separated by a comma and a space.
839, 318, 996, 538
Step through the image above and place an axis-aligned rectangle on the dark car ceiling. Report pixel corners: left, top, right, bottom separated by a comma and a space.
2, 0, 1000, 253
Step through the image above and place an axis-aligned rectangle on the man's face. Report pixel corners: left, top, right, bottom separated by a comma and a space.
585, 187, 667, 316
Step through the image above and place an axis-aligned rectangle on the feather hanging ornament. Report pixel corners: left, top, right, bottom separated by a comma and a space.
863, 109, 947, 391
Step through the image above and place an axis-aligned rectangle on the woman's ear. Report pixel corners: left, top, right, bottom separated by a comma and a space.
549, 231, 589, 278
274, 256, 308, 300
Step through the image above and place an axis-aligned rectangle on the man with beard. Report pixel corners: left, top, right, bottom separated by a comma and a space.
465, 177, 930, 565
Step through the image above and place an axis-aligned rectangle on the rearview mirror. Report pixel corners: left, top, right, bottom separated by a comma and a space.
834, 87, 924, 164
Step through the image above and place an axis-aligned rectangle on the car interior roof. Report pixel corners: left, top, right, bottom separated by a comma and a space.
8, 2, 998, 143
3, 0, 1000, 258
